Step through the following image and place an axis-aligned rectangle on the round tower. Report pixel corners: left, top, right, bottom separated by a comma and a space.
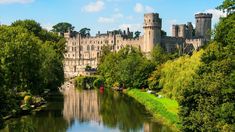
143, 13, 162, 53
195, 13, 212, 40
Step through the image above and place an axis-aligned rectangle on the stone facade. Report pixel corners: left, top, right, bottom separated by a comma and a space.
64, 12, 212, 77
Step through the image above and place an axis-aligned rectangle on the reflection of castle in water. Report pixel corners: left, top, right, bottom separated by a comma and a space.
62, 84, 101, 124
60, 82, 172, 132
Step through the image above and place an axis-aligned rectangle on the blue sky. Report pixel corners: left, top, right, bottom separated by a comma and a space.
0, 0, 225, 35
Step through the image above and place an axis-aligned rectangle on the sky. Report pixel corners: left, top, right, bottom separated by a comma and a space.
0, 0, 226, 36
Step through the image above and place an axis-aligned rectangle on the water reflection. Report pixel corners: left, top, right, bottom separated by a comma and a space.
1, 81, 171, 132
61, 82, 171, 132
63, 89, 101, 124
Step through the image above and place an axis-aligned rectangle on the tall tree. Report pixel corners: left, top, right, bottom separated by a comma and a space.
178, 6, 235, 131
216, 0, 235, 15
52, 22, 74, 34
134, 31, 141, 38
79, 28, 91, 37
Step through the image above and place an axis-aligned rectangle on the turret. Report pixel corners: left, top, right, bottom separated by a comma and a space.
195, 13, 212, 40
172, 25, 178, 37
143, 13, 162, 53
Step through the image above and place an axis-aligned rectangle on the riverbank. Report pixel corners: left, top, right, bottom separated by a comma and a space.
126, 89, 179, 130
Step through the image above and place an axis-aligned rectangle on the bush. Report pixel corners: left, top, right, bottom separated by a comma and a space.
75, 76, 99, 89
93, 77, 104, 88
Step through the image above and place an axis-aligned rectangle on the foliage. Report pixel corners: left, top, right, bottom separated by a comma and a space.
134, 31, 141, 38
51, 22, 74, 34
148, 65, 162, 90
75, 76, 99, 89
126, 89, 179, 129
98, 46, 155, 88
79, 28, 91, 37
150, 45, 171, 66
0, 20, 65, 122
178, 8, 235, 131
216, 0, 235, 15
159, 50, 204, 99
93, 77, 104, 88
98, 44, 112, 64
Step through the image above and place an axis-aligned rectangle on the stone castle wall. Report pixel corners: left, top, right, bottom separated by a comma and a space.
64, 12, 212, 77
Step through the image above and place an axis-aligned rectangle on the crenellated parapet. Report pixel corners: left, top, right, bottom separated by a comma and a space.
195, 13, 213, 18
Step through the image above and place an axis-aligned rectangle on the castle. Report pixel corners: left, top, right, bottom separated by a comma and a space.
63, 12, 212, 77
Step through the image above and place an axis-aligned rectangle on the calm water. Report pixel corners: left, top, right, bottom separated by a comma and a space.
1, 82, 171, 132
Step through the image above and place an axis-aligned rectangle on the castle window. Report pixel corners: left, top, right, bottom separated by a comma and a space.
80, 46, 83, 51
87, 45, 90, 50
98, 41, 99, 44
101, 41, 103, 44
91, 45, 95, 51
97, 46, 99, 50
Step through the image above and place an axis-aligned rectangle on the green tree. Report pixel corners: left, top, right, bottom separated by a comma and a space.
134, 31, 141, 38
98, 46, 155, 88
216, 0, 235, 15
98, 44, 112, 64
178, 6, 235, 131
79, 28, 91, 37
150, 45, 170, 66
52, 22, 74, 34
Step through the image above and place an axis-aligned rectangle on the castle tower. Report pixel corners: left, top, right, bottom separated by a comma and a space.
143, 13, 162, 53
187, 22, 193, 39
172, 25, 178, 37
195, 13, 212, 40
178, 24, 186, 38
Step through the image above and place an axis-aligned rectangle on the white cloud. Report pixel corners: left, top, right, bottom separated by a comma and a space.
42, 23, 53, 31
0, 0, 34, 4
98, 13, 123, 24
119, 23, 143, 33
203, 9, 226, 24
134, 3, 144, 13
134, 3, 154, 13
98, 17, 115, 24
145, 6, 154, 13
82, 0, 104, 13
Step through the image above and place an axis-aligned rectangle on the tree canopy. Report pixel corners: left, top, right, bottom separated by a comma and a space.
52, 22, 74, 34
0, 20, 66, 125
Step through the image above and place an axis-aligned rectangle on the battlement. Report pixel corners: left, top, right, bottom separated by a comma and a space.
195, 13, 212, 18
144, 13, 162, 28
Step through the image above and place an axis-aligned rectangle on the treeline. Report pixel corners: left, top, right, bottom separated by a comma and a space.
98, 0, 234, 131
0, 20, 66, 127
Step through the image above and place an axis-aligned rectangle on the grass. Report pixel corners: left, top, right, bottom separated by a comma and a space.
126, 89, 180, 129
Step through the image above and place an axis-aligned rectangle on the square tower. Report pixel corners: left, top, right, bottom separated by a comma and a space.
143, 13, 162, 53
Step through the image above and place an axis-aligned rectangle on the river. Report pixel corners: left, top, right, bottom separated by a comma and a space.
1, 82, 171, 132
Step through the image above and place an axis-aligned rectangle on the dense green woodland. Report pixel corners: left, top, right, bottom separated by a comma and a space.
98, 1, 235, 131
0, 20, 66, 127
